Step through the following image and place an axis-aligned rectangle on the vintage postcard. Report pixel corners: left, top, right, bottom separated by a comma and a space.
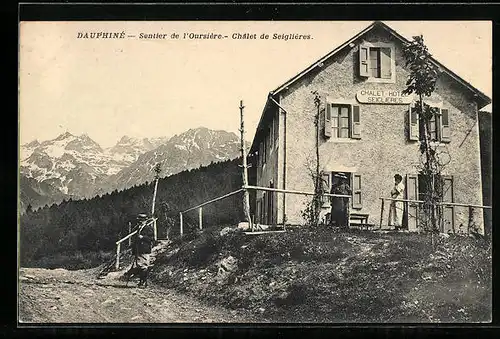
18, 20, 492, 324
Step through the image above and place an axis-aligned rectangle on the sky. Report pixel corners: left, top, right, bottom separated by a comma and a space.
19, 21, 492, 148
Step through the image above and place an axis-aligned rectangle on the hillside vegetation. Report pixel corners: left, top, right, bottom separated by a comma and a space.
149, 226, 491, 323
20, 158, 244, 268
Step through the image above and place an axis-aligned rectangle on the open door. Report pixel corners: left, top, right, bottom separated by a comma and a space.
405, 174, 419, 232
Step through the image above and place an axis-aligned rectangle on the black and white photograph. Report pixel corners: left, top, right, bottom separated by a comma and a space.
18, 19, 492, 324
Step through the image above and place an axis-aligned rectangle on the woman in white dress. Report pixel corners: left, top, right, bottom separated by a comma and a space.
389, 174, 405, 229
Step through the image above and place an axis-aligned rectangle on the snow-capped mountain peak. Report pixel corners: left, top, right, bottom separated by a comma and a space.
19, 128, 239, 210
104, 128, 241, 192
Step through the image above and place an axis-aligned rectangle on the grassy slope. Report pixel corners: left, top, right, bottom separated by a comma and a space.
149, 226, 492, 323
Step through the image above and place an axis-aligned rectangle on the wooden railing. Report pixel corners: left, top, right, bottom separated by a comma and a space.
177, 185, 353, 235
379, 197, 491, 232
114, 217, 157, 270
178, 189, 244, 236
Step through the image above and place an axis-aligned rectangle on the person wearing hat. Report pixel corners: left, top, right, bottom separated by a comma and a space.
129, 224, 153, 287
330, 173, 352, 229
125, 213, 153, 286
389, 174, 405, 229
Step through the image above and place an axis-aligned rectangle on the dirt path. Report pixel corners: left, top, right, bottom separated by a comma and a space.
18, 267, 258, 323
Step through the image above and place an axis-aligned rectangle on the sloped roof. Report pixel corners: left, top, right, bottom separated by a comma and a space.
271, 21, 491, 106
250, 21, 491, 153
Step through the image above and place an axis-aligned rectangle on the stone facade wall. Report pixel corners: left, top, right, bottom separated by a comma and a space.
270, 27, 484, 233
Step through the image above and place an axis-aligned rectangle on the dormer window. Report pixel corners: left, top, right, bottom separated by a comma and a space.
359, 42, 396, 83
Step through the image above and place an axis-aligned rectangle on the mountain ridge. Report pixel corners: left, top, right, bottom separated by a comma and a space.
19, 127, 244, 211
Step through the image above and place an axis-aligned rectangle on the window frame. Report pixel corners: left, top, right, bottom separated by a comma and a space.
359, 41, 396, 84
331, 104, 352, 139
325, 98, 361, 141
408, 101, 451, 144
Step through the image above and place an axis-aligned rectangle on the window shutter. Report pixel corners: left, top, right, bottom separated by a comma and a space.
408, 105, 419, 141
359, 44, 370, 77
351, 105, 361, 139
324, 103, 332, 138
352, 173, 362, 209
321, 172, 330, 192
440, 108, 451, 143
380, 47, 392, 79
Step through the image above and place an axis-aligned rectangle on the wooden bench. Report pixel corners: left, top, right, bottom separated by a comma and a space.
349, 213, 370, 230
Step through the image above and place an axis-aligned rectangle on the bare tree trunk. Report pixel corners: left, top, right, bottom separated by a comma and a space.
151, 178, 159, 241
420, 95, 437, 235
240, 100, 252, 230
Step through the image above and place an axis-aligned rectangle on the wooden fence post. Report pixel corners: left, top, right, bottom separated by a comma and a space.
467, 205, 474, 235
199, 207, 203, 230
128, 222, 131, 247
153, 218, 157, 241
179, 212, 183, 237
239, 100, 253, 231
115, 243, 121, 270
379, 199, 385, 229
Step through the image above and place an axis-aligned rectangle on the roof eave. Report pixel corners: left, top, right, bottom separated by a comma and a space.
271, 21, 491, 108
271, 21, 378, 96
249, 95, 272, 153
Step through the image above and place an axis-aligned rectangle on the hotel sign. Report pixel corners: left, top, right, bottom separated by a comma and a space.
356, 89, 413, 104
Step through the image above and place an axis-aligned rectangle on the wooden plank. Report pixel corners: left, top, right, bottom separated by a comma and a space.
441, 202, 491, 209
182, 189, 244, 213
199, 208, 203, 230
380, 197, 491, 209
381, 197, 425, 204
128, 222, 132, 247
116, 230, 138, 245
179, 212, 183, 237
115, 218, 157, 245
244, 230, 286, 235
153, 219, 157, 241
240, 100, 253, 231
115, 243, 120, 270
244, 185, 351, 198
379, 198, 385, 229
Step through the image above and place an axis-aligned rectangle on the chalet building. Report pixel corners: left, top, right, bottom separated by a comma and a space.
248, 21, 491, 234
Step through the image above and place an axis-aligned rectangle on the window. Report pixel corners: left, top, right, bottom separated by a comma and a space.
408, 104, 451, 143
324, 103, 361, 139
423, 105, 439, 141
332, 105, 350, 138
417, 174, 453, 203
359, 42, 395, 83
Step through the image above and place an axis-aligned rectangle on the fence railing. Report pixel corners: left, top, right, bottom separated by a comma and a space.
114, 217, 157, 270
244, 185, 352, 229
379, 197, 491, 234
178, 189, 244, 236
177, 185, 353, 235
